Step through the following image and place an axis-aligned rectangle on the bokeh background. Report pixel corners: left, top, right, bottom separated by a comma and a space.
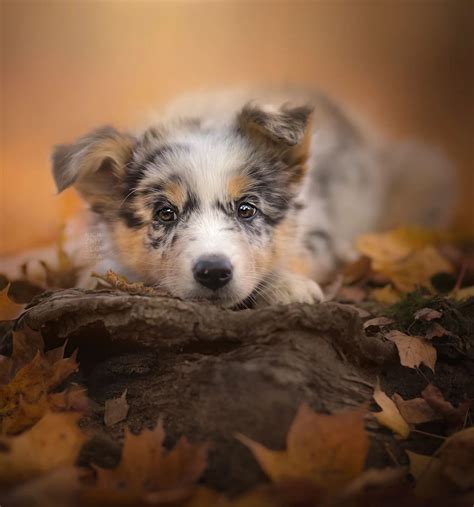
1, 0, 473, 256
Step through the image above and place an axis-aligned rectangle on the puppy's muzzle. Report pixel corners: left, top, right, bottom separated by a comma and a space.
193, 255, 233, 291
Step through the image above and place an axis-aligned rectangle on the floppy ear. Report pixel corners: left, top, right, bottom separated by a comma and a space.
51, 126, 134, 210
238, 102, 313, 173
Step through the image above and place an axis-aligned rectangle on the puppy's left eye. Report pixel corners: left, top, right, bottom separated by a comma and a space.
156, 207, 178, 223
237, 202, 258, 220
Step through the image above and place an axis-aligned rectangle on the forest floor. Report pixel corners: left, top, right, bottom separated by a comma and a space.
0, 227, 473, 507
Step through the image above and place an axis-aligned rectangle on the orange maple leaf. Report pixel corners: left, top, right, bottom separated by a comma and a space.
84, 423, 209, 505
236, 404, 369, 493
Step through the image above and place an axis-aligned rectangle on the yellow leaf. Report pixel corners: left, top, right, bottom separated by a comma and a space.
357, 228, 453, 292
371, 285, 402, 305
236, 404, 369, 493
0, 412, 87, 486
372, 383, 410, 439
451, 285, 474, 301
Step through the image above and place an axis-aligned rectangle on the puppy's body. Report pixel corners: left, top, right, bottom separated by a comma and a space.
52, 87, 455, 306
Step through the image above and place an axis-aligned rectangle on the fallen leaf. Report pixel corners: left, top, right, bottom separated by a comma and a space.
0, 285, 25, 321
236, 404, 369, 493
408, 427, 474, 498
231, 480, 322, 507
336, 467, 405, 501
92, 269, 164, 295
371, 285, 402, 305
104, 389, 129, 427
425, 322, 451, 340
357, 228, 453, 292
0, 343, 79, 434
0, 412, 87, 486
385, 330, 436, 372
357, 228, 442, 264
393, 393, 439, 424
451, 285, 474, 301
363, 316, 394, 330
439, 426, 474, 491
11, 328, 44, 365
372, 383, 410, 438
414, 307, 442, 321
84, 423, 209, 505
3, 466, 85, 507
407, 450, 444, 499
39, 227, 82, 289
421, 384, 469, 433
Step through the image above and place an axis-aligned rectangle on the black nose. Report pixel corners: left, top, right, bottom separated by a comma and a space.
193, 255, 233, 291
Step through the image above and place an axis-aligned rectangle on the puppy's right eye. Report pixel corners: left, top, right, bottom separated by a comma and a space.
156, 207, 178, 223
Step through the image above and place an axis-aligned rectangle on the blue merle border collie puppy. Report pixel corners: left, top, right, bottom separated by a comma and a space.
52, 88, 456, 307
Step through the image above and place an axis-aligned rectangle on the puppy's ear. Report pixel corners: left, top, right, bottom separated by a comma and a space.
51, 126, 134, 209
238, 102, 313, 171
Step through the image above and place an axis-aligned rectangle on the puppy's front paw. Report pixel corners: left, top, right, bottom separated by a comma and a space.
259, 274, 324, 306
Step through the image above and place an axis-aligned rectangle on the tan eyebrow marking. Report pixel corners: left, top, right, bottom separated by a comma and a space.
164, 180, 187, 208
228, 174, 251, 200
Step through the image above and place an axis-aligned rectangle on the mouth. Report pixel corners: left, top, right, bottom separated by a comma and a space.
188, 285, 253, 308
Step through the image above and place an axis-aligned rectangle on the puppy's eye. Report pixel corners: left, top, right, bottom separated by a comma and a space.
237, 202, 257, 220
156, 207, 178, 223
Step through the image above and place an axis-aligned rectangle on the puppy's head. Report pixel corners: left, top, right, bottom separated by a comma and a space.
52, 103, 313, 306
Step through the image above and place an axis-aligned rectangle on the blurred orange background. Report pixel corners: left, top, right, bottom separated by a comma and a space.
1, 0, 473, 256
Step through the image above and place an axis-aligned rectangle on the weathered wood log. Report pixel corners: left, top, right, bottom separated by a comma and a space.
15, 289, 472, 493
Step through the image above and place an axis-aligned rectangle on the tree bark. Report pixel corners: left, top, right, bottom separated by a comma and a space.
16, 289, 472, 494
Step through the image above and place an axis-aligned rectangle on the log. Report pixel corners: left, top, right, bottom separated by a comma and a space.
16, 289, 472, 494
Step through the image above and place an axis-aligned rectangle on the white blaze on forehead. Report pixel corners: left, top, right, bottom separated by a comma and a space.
144, 129, 252, 204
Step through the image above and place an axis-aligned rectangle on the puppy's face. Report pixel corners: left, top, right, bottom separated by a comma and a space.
52, 103, 312, 306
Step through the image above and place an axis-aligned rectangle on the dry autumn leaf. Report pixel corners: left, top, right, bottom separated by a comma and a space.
385, 330, 437, 372
92, 269, 164, 295
236, 404, 369, 493
452, 285, 474, 301
425, 322, 451, 340
371, 285, 402, 305
104, 389, 129, 427
414, 307, 442, 321
38, 227, 82, 289
393, 393, 439, 425
407, 427, 474, 498
0, 331, 80, 434
0, 412, 87, 486
421, 384, 470, 434
84, 423, 209, 505
3, 466, 85, 507
407, 450, 444, 499
439, 426, 474, 491
357, 228, 453, 292
372, 384, 410, 439
0, 284, 25, 321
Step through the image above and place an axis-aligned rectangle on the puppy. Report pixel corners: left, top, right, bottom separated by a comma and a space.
52, 88, 455, 307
